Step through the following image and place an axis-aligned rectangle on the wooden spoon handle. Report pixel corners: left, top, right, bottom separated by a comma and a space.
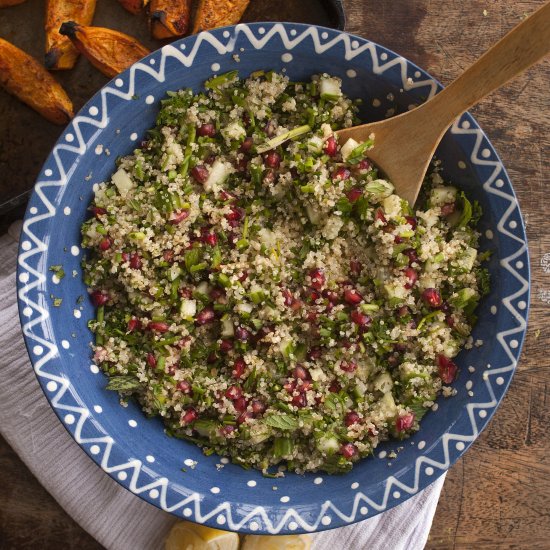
429, 1, 550, 126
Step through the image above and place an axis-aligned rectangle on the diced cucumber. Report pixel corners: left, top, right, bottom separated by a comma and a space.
194, 419, 217, 437
279, 338, 295, 360
306, 204, 322, 225
399, 362, 429, 382
195, 281, 210, 296
365, 179, 394, 201
179, 299, 196, 318
374, 372, 394, 393
317, 434, 340, 455
221, 316, 234, 337
258, 227, 277, 248
450, 287, 477, 309
379, 392, 397, 416
429, 186, 457, 207
384, 281, 408, 302
424, 252, 444, 273
235, 302, 253, 316
340, 138, 360, 161
456, 246, 477, 273
249, 286, 266, 304
382, 194, 402, 218
307, 135, 324, 154
319, 76, 342, 101
168, 264, 182, 281
249, 423, 271, 444
204, 160, 234, 191
112, 168, 134, 197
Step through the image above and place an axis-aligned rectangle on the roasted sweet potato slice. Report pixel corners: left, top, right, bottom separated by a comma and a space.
59, 22, 150, 78
117, 0, 144, 15
45, 0, 96, 70
0, 0, 27, 7
149, 0, 191, 39
0, 38, 73, 124
192, 0, 250, 33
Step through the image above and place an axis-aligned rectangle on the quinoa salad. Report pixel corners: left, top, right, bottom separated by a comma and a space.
81, 71, 490, 475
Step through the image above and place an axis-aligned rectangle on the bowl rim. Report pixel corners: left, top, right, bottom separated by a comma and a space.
16, 21, 530, 534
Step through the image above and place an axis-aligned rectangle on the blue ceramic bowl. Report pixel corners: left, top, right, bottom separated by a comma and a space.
17, 23, 530, 534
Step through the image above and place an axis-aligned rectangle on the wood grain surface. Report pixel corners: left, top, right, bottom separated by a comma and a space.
1, 1, 549, 549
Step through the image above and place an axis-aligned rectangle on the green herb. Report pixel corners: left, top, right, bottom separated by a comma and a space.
264, 414, 299, 431
105, 376, 141, 391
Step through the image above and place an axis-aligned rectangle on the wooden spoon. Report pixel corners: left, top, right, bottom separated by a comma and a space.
336, 1, 550, 205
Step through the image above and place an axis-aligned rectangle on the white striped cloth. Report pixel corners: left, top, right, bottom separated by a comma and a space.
0, 222, 444, 550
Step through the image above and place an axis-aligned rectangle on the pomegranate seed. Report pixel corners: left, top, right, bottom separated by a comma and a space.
148, 321, 169, 333
321, 289, 339, 304
129, 252, 142, 270
262, 168, 276, 185
99, 237, 112, 251
219, 190, 235, 202
290, 299, 303, 311
309, 268, 326, 290
340, 361, 357, 373
220, 425, 236, 437
291, 393, 307, 408
191, 164, 209, 183
308, 347, 322, 361
264, 151, 281, 169
91, 206, 106, 218
403, 248, 418, 265
209, 287, 225, 301
284, 380, 297, 393
236, 157, 249, 172
439, 301, 451, 314
163, 249, 174, 262
306, 310, 319, 324
237, 411, 254, 424
225, 385, 242, 401
242, 112, 251, 127
397, 305, 410, 317
169, 209, 190, 225
179, 287, 193, 299
180, 407, 198, 425
121, 252, 130, 262
349, 260, 362, 277
225, 207, 244, 222
394, 235, 404, 244
238, 271, 248, 282
90, 291, 109, 306
374, 208, 387, 224
293, 365, 310, 380
202, 232, 217, 246
340, 443, 358, 458
329, 380, 341, 393
298, 380, 313, 393
207, 351, 218, 364
340, 339, 353, 349
441, 202, 456, 216
251, 399, 266, 415
175, 336, 191, 349
422, 288, 443, 308
127, 318, 141, 332
405, 215, 418, 230
176, 380, 192, 394
240, 136, 254, 153
282, 288, 294, 307
437, 355, 458, 384
333, 166, 351, 181
309, 290, 321, 302
347, 188, 363, 202
219, 339, 233, 352
264, 120, 276, 137
234, 325, 251, 342
403, 267, 418, 289
351, 310, 371, 327
197, 123, 216, 137
395, 412, 415, 432
146, 353, 157, 368
345, 411, 361, 426
344, 288, 363, 305
323, 136, 337, 156
356, 159, 371, 171
195, 307, 215, 325
232, 357, 246, 378
234, 396, 248, 412
446, 314, 455, 328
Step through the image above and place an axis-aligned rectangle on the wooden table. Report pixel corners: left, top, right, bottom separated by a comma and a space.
1, 1, 549, 548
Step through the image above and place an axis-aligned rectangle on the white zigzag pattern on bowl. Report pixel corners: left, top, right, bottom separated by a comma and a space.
17, 23, 527, 533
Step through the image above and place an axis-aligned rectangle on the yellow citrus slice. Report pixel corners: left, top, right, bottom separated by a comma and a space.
241, 534, 313, 550
165, 521, 240, 550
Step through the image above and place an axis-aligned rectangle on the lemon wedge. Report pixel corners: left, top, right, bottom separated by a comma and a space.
165, 521, 240, 550
241, 534, 312, 550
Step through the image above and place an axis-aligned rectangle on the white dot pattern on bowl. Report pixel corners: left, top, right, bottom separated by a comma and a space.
351, 482, 359, 490
21, 240, 31, 251
30, 207, 38, 214
61, 340, 70, 349
288, 522, 298, 531
495, 178, 504, 187
249, 521, 260, 531
346, 69, 357, 78
281, 53, 293, 63
129, 419, 137, 427
380, 52, 388, 60
351, 40, 360, 49
90, 364, 99, 374
66, 133, 74, 143
461, 120, 471, 129
23, 306, 32, 317
314, 477, 323, 485
516, 261, 524, 269
481, 148, 491, 158
63, 207, 71, 215
479, 410, 487, 418
247, 480, 256, 487
115, 78, 123, 87
378, 450, 387, 458
118, 471, 127, 481
518, 301, 526, 310
425, 467, 434, 475
321, 31, 328, 39
94, 405, 102, 413
393, 491, 401, 499
217, 515, 226, 525
46, 381, 57, 392
509, 220, 517, 229
210, 487, 220, 494
211, 63, 220, 72
223, 31, 230, 38
45, 169, 53, 176
360, 507, 368, 515
418, 441, 426, 450
90, 445, 100, 455
458, 160, 466, 169
149, 489, 159, 498
491, 305, 497, 314
456, 442, 465, 451
485, 229, 494, 239
145, 95, 155, 104
183, 508, 192, 517
258, 27, 265, 34
33, 345, 43, 355
321, 516, 331, 525
65, 414, 75, 424
130, 132, 138, 141
19, 273, 29, 283
146, 455, 155, 463
510, 339, 519, 349
89, 106, 99, 116
280, 496, 289, 503
71, 245, 80, 256
73, 309, 81, 319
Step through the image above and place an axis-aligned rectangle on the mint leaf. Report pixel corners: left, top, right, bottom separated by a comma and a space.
264, 413, 299, 431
